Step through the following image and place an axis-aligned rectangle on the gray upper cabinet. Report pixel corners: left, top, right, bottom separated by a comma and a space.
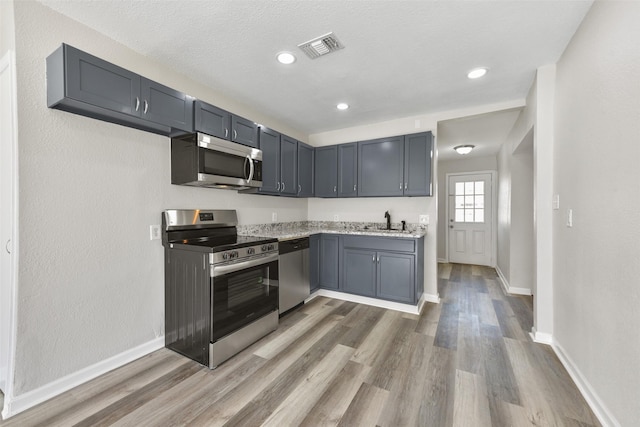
280, 135, 298, 196
258, 128, 297, 196
338, 143, 358, 197
194, 101, 230, 139
47, 44, 193, 136
404, 132, 433, 196
314, 146, 338, 198
358, 136, 405, 197
258, 127, 281, 194
231, 115, 259, 148
297, 142, 314, 197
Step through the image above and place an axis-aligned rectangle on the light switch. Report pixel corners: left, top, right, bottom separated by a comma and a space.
566, 209, 573, 228
271, 212, 277, 222
419, 214, 429, 225
553, 194, 560, 210
149, 225, 161, 240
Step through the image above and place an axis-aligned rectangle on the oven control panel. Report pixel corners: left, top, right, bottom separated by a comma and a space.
211, 242, 279, 265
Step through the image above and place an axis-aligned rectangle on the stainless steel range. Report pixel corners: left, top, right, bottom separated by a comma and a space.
162, 209, 279, 369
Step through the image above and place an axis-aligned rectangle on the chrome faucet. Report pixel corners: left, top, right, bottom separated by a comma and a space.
384, 211, 391, 230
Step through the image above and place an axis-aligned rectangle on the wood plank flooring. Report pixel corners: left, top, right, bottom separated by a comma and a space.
1, 264, 600, 426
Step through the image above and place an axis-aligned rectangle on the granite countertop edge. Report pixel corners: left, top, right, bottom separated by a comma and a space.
238, 221, 427, 241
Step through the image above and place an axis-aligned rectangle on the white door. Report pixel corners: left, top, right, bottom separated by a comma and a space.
448, 173, 493, 266
1, 51, 17, 399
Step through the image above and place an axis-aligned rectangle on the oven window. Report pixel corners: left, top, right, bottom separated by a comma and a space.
201, 149, 247, 179
212, 261, 278, 342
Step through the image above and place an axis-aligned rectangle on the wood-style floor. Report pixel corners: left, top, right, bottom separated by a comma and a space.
1, 264, 600, 426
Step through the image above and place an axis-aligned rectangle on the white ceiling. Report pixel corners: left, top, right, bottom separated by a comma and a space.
39, 0, 592, 148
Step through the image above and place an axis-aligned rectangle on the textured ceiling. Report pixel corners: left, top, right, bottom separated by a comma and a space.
39, 0, 592, 138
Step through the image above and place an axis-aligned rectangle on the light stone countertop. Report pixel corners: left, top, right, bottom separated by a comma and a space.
238, 221, 427, 241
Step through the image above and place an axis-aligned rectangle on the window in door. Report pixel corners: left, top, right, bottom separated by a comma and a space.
454, 181, 485, 223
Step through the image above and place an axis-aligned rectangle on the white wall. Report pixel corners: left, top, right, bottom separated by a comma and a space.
553, 2, 640, 425
309, 117, 439, 301
10, 0, 307, 397
0, 0, 15, 56
436, 155, 497, 262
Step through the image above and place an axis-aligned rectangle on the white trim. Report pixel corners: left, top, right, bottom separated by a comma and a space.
0, 50, 19, 422
437, 258, 448, 264
552, 339, 620, 427
306, 290, 439, 315
2, 337, 164, 419
529, 327, 553, 345
495, 265, 532, 296
444, 170, 497, 267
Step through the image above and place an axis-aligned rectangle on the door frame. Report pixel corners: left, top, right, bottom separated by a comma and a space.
444, 170, 497, 266
1, 49, 19, 419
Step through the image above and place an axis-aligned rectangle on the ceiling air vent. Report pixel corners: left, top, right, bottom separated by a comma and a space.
298, 32, 344, 59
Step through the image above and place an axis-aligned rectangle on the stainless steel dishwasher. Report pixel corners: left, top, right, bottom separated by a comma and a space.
278, 237, 310, 314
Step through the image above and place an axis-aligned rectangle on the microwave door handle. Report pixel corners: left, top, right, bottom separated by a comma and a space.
246, 155, 255, 183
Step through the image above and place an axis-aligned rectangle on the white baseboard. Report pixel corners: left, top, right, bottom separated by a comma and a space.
552, 339, 619, 427
529, 327, 553, 345
3, 337, 164, 419
307, 289, 427, 315
495, 265, 532, 296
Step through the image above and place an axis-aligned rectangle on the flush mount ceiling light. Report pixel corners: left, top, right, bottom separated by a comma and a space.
276, 51, 296, 65
336, 103, 349, 110
467, 67, 488, 79
454, 145, 475, 155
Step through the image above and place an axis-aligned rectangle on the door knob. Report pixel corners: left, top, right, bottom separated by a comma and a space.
449, 225, 454, 229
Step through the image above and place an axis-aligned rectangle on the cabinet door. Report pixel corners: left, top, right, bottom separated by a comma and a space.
297, 142, 314, 197
194, 100, 230, 139
64, 44, 141, 117
342, 248, 377, 297
141, 78, 194, 134
358, 136, 405, 197
314, 146, 338, 198
338, 143, 358, 197
404, 132, 433, 196
377, 252, 415, 304
280, 136, 298, 196
320, 235, 340, 289
231, 115, 259, 148
258, 127, 281, 194
309, 234, 321, 293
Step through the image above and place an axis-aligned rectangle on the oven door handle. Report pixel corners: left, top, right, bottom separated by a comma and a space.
211, 252, 278, 278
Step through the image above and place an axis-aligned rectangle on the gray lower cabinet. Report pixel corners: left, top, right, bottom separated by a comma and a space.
319, 235, 340, 289
338, 143, 358, 197
342, 248, 377, 297
297, 142, 314, 197
358, 136, 405, 197
314, 146, 338, 197
340, 235, 423, 304
47, 43, 193, 136
309, 234, 321, 293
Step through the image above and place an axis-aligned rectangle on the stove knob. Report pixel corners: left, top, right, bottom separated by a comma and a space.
268, 244, 275, 251
222, 253, 229, 260
232, 251, 239, 259
261, 245, 267, 252
247, 248, 255, 255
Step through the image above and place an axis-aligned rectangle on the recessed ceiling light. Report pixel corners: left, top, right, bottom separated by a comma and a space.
467, 67, 488, 79
276, 51, 296, 65
454, 145, 475, 155
336, 103, 349, 110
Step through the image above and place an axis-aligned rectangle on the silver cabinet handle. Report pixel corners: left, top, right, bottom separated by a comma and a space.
353, 184, 356, 192
225, 128, 229, 138
400, 183, 403, 190
372, 255, 375, 263
233, 129, 237, 140
143, 100, 149, 114
333, 185, 337, 193
135, 97, 140, 112
282, 182, 285, 192
404, 183, 407, 190
298, 184, 301, 194
5, 239, 10, 254
277, 182, 280, 191
377, 256, 380, 264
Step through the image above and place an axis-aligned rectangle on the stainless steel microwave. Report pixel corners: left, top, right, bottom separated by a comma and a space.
171, 132, 262, 190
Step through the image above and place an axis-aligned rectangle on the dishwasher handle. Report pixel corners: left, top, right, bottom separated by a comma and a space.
279, 237, 310, 255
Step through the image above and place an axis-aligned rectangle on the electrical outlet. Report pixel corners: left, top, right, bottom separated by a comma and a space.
553, 194, 560, 210
271, 212, 278, 222
333, 214, 340, 221
419, 214, 429, 225
149, 225, 161, 240
566, 209, 573, 227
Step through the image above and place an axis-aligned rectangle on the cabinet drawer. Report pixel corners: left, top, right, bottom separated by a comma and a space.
342, 236, 415, 253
